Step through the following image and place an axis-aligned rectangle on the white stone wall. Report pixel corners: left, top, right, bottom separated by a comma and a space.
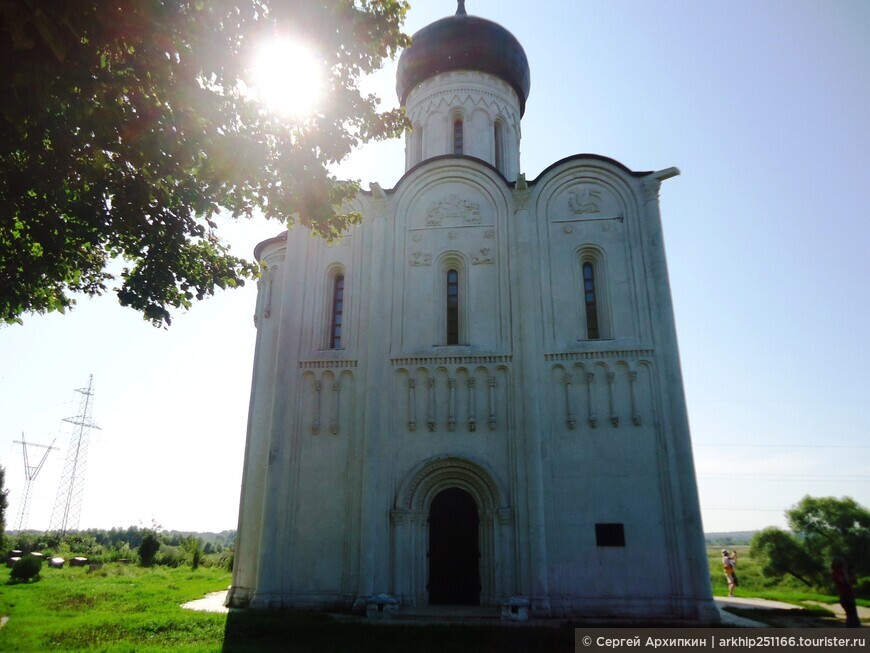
404, 71, 522, 180
229, 155, 717, 623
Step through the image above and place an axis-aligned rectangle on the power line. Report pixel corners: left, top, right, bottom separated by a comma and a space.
699, 473, 869, 482
702, 507, 784, 512
694, 443, 870, 449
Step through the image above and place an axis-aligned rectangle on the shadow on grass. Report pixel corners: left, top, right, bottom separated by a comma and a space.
721, 606, 841, 629
221, 610, 576, 653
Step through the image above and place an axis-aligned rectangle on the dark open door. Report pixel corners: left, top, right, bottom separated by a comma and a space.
428, 487, 480, 605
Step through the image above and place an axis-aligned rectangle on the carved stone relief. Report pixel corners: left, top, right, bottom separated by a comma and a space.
426, 194, 481, 226
568, 186, 602, 215
472, 248, 494, 265
409, 251, 431, 267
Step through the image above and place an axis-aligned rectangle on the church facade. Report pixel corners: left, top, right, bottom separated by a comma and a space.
228, 4, 718, 623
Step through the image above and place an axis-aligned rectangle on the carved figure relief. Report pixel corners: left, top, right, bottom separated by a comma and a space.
568, 186, 602, 215
409, 251, 431, 267
472, 248, 494, 265
426, 194, 481, 226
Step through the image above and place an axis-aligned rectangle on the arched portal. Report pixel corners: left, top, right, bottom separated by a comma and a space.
391, 455, 514, 608
428, 487, 480, 605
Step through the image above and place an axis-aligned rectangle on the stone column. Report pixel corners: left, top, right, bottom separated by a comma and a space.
508, 177, 551, 616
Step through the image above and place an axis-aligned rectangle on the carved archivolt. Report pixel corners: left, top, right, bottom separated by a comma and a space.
395, 454, 506, 512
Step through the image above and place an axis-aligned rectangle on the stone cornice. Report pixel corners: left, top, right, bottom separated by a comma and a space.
391, 355, 512, 366
545, 349, 653, 361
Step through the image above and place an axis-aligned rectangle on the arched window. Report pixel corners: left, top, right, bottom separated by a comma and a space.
582, 262, 600, 340
412, 124, 424, 165
330, 274, 344, 348
493, 120, 505, 173
446, 269, 459, 345
453, 118, 464, 155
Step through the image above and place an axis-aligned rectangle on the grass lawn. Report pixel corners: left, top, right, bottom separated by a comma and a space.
3, 552, 861, 651
0, 564, 576, 652
1, 564, 230, 652
706, 546, 869, 608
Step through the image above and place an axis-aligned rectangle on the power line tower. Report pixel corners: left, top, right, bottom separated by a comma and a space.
12, 433, 58, 531
50, 374, 100, 535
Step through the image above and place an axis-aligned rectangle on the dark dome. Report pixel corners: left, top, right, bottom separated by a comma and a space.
396, 8, 531, 116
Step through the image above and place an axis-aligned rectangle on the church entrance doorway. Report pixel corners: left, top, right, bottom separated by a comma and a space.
428, 487, 480, 605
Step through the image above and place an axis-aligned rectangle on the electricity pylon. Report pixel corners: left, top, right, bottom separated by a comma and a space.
12, 433, 58, 531
50, 375, 100, 535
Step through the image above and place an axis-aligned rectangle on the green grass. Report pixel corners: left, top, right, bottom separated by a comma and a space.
1, 564, 230, 652
2, 553, 860, 651
706, 546, 869, 608
1, 564, 575, 652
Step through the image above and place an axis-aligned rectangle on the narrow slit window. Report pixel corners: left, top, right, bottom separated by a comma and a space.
583, 262, 600, 340
453, 119, 464, 155
330, 275, 344, 349
494, 121, 504, 173
446, 269, 459, 345
412, 125, 423, 165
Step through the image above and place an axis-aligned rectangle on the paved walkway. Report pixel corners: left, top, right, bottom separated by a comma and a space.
713, 596, 801, 627
181, 590, 231, 613
184, 591, 854, 628
804, 600, 870, 622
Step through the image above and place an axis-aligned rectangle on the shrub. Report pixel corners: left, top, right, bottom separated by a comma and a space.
155, 545, 185, 568
10, 555, 42, 583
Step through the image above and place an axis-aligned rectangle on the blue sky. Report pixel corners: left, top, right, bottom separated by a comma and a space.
1, 0, 868, 534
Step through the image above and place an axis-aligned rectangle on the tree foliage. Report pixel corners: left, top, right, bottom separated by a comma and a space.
0, 0, 409, 325
750, 495, 870, 596
138, 531, 161, 567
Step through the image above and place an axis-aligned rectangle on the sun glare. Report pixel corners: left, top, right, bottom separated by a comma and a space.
252, 39, 323, 118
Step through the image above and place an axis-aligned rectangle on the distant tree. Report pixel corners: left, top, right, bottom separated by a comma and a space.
59, 532, 103, 557
138, 531, 160, 567
788, 496, 870, 573
0, 466, 7, 553
1, 0, 409, 326
182, 535, 203, 570
750, 496, 870, 595
750, 527, 824, 588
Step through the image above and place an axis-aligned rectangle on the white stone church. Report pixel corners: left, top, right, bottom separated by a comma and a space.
228, 3, 718, 623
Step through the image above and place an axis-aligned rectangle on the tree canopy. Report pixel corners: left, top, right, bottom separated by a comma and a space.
0, 0, 410, 326
750, 495, 870, 595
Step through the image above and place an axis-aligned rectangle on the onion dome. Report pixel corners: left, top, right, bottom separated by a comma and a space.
396, 1, 531, 115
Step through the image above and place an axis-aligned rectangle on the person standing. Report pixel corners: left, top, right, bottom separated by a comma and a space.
831, 557, 861, 628
722, 549, 738, 597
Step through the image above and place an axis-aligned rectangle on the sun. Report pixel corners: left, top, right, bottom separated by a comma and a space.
251, 38, 323, 118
